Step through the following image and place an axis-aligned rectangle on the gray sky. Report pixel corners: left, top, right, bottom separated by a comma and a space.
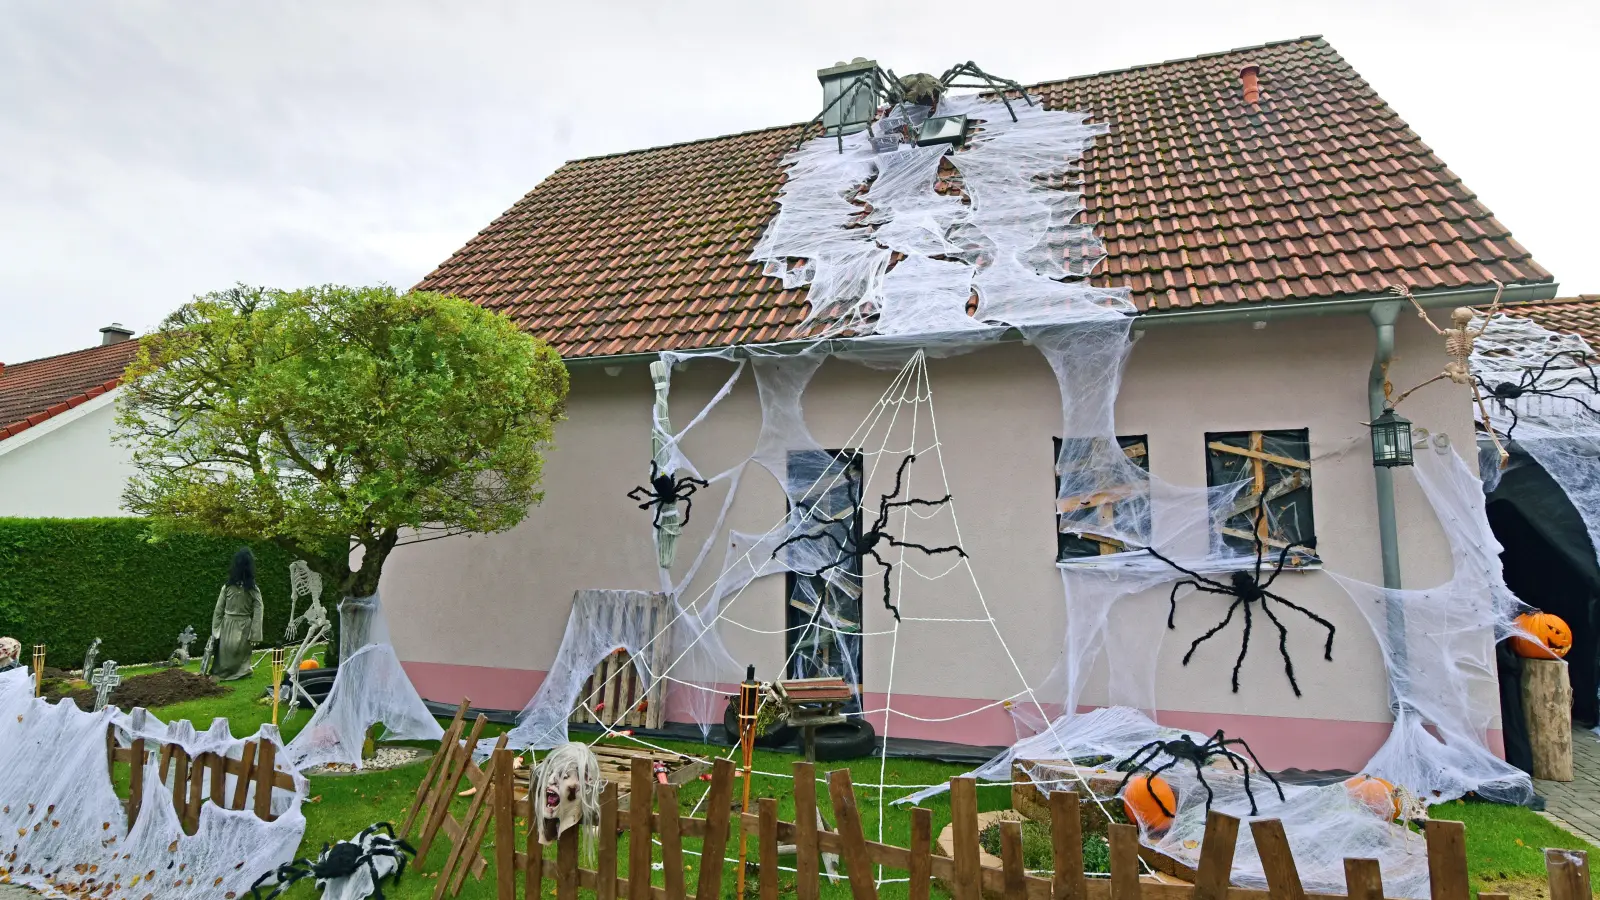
2, 0, 1595, 363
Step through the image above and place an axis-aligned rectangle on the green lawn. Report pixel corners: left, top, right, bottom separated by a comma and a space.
86, 661, 1599, 899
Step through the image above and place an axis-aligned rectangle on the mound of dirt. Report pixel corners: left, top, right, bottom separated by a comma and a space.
43, 668, 226, 712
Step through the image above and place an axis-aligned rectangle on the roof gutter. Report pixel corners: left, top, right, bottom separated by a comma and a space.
562, 282, 1559, 367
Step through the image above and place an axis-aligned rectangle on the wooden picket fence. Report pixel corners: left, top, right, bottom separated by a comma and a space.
406, 747, 1595, 900
104, 720, 296, 834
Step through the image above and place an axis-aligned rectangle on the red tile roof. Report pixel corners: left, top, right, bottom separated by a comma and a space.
1492, 296, 1600, 350
0, 341, 138, 442
417, 36, 1551, 359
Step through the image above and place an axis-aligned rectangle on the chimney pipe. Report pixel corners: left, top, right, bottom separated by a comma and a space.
99, 323, 134, 346
1240, 65, 1260, 105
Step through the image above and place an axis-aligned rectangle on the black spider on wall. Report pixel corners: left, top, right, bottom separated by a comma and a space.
627, 460, 709, 529
1143, 504, 1334, 697
1116, 730, 1284, 816
1475, 349, 1600, 440
771, 453, 965, 622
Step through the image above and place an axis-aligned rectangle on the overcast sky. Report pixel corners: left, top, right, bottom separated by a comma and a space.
2, 0, 1595, 362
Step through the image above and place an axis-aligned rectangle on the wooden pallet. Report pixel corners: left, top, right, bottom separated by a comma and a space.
515, 743, 707, 812
567, 594, 672, 732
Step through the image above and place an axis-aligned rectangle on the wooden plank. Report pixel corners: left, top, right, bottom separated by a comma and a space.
439, 751, 497, 899
450, 781, 496, 898
407, 702, 468, 836
908, 806, 931, 900
1052, 790, 1086, 900
208, 751, 227, 816
1108, 823, 1141, 900
1208, 441, 1310, 471
525, 788, 545, 900
1545, 848, 1592, 900
1249, 820, 1305, 900
828, 769, 878, 900
694, 758, 736, 900
793, 761, 821, 900
656, 784, 685, 900
253, 738, 277, 822
1343, 856, 1385, 898
419, 714, 487, 862
126, 737, 145, 829
230, 741, 256, 810
949, 777, 981, 900
105, 723, 117, 771
999, 820, 1026, 900
492, 749, 516, 900
1192, 811, 1240, 900
599, 781, 619, 900
557, 825, 579, 900
759, 797, 779, 900
1423, 819, 1468, 900
630, 757, 653, 900
184, 753, 207, 833
169, 746, 190, 823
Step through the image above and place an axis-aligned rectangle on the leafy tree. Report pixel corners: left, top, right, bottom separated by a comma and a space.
117, 285, 569, 636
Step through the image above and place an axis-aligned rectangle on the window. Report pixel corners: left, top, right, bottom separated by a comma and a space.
1204, 429, 1316, 556
783, 449, 864, 692
1054, 435, 1150, 560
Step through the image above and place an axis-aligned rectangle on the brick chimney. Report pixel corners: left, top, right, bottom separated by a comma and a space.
99, 323, 134, 346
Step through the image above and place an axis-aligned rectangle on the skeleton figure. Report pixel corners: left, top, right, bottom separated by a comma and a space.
532, 743, 604, 857
1388, 280, 1508, 466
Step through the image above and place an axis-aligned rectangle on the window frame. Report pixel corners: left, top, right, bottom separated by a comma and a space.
782, 448, 865, 693
1203, 428, 1317, 560
1053, 434, 1150, 561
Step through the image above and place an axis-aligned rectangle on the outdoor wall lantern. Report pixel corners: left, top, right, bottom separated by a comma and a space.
1370, 407, 1414, 468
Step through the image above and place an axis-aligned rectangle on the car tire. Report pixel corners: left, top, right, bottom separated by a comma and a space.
809, 718, 876, 761
722, 700, 797, 749
291, 667, 339, 704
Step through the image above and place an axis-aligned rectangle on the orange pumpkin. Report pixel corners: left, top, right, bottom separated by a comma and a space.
1121, 774, 1178, 832
1510, 611, 1573, 660
298, 659, 321, 671
1343, 775, 1399, 821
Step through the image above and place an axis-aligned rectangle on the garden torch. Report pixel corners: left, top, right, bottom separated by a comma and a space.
735, 664, 759, 899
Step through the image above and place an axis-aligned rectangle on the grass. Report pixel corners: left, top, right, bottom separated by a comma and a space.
77, 661, 1600, 900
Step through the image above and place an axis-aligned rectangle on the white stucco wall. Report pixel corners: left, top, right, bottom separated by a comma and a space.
0, 395, 135, 518
379, 312, 1487, 764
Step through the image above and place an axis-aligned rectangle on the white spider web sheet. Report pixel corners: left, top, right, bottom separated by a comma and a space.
282, 592, 443, 771
0, 667, 307, 900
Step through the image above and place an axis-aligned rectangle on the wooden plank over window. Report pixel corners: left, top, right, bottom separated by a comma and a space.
1205, 429, 1316, 558
1054, 435, 1149, 560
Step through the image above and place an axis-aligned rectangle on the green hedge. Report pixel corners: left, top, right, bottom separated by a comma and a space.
0, 518, 307, 671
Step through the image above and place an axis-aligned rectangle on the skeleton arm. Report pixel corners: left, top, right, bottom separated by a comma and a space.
1388, 284, 1445, 335
1469, 279, 1506, 338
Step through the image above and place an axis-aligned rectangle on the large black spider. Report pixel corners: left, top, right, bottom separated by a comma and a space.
627, 460, 709, 530
1143, 504, 1334, 697
249, 822, 415, 900
1116, 730, 1284, 817
1475, 349, 1600, 440
796, 60, 1033, 152
771, 454, 965, 622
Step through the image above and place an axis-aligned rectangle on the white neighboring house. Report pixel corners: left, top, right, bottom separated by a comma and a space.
0, 325, 140, 518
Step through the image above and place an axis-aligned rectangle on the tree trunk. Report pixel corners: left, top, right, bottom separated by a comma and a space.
1521, 658, 1573, 781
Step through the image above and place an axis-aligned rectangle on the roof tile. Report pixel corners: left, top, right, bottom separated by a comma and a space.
0, 341, 139, 442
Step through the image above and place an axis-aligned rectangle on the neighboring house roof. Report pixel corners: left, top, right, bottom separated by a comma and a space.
1492, 296, 1600, 351
0, 340, 138, 442
417, 35, 1551, 360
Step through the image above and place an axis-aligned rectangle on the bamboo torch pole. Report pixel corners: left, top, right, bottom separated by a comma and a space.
735, 665, 758, 899
270, 647, 287, 725
32, 644, 45, 698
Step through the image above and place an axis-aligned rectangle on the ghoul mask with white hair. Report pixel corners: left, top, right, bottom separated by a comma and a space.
534, 742, 603, 846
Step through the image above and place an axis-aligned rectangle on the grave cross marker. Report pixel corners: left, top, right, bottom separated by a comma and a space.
176, 625, 197, 657
90, 660, 120, 712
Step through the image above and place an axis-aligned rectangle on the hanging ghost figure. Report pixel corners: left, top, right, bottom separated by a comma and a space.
533, 743, 604, 855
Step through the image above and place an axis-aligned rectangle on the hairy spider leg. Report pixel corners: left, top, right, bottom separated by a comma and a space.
1257, 600, 1304, 697
1143, 546, 1236, 596
1217, 737, 1285, 803
1259, 589, 1336, 660
865, 547, 903, 622
1180, 754, 1217, 814
1257, 540, 1316, 591
1213, 747, 1262, 815
675, 490, 696, 528
1203, 732, 1243, 770
882, 535, 968, 559
1181, 596, 1246, 666
1114, 741, 1169, 794
1228, 598, 1255, 693
1167, 580, 1238, 630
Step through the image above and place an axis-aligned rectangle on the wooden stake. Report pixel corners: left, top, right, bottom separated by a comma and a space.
949, 777, 980, 900
492, 749, 515, 900
1544, 848, 1590, 900
1051, 790, 1086, 900
827, 769, 878, 900
908, 807, 931, 900
1342, 858, 1384, 900
269, 648, 286, 726
999, 820, 1026, 900
793, 761, 821, 900
695, 758, 735, 900
759, 797, 779, 900
657, 783, 685, 900
1249, 819, 1306, 900
1193, 811, 1241, 900
32, 644, 44, 697
1108, 822, 1142, 900
1423, 820, 1469, 900
629, 758, 652, 900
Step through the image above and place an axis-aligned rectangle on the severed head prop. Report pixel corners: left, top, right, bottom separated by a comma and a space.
533, 742, 603, 845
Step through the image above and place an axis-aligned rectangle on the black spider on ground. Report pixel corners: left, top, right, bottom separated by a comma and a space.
1143, 504, 1333, 697
249, 822, 415, 900
1475, 349, 1600, 440
627, 460, 709, 529
1116, 730, 1284, 816
771, 454, 965, 622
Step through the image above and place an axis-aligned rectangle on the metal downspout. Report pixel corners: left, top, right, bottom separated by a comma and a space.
1368, 299, 1409, 710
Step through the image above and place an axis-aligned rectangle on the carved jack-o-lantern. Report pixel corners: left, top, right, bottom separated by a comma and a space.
1511, 611, 1573, 660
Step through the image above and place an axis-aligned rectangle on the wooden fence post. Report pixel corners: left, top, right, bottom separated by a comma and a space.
1342, 858, 1384, 900
598, 781, 619, 900
230, 741, 257, 810
1423, 819, 1469, 900
492, 749, 515, 900
908, 806, 931, 900
694, 758, 735, 900
1250, 818, 1306, 900
1051, 790, 1086, 900
1192, 811, 1240, 900
404, 699, 469, 836
525, 790, 545, 900
253, 739, 277, 822
793, 761, 821, 900
126, 736, 145, 830
557, 826, 578, 900
759, 797, 780, 900
1107, 823, 1141, 900
828, 769, 879, 900
999, 820, 1026, 900
1544, 848, 1591, 900
949, 776, 980, 900
657, 782, 685, 900
170, 746, 190, 823
630, 757, 653, 900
